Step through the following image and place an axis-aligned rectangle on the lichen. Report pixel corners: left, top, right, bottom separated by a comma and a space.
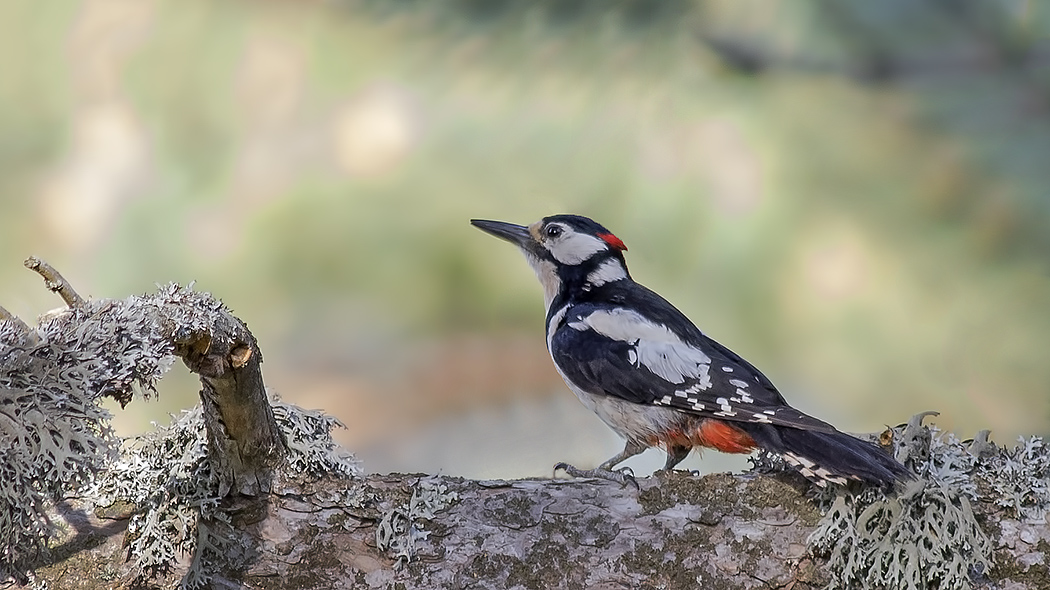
375, 477, 459, 566
83, 405, 215, 585
802, 412, 1050, 590
276, 403, 361, 481
82, 400, 360, 589
1, 282, 362, 585
809, 480, 992, 590
979, 435, 1049, 520
638, 472, 747, 518
0, 288, 180, 581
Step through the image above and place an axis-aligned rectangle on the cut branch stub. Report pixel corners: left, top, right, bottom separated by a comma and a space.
167, 311, 287, 497
173, 327, 218, 375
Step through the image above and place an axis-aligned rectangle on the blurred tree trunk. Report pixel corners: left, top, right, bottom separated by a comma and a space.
29, 470, 1050, 590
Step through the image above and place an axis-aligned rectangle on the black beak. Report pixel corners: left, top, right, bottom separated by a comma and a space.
470, 219, 533, 248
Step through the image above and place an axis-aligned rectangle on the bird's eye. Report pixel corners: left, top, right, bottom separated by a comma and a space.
545, 225, 563, 239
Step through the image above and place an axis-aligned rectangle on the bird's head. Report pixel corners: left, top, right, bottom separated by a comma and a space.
471, 214, 630, 309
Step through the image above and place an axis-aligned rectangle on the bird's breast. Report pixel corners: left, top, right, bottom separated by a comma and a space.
551, 361, 681, 443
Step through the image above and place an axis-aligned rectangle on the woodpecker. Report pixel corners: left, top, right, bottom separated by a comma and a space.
471, 214, 911, 489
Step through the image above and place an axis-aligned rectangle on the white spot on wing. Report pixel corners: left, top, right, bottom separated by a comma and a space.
729, 379, 749, 388
713, 396, 737, 416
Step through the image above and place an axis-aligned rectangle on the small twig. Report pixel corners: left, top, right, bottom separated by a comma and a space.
24, 256, 85, 309
0, 304, 30, 332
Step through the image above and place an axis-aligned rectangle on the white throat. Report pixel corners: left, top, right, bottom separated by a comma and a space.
524, 252, 562, 311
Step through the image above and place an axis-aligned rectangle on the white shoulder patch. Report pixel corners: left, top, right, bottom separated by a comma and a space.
570, 308, 712, 386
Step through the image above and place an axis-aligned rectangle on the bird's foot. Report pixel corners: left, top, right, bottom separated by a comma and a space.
554, 462, 639, 489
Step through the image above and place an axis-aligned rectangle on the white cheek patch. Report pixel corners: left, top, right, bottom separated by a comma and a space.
548, 232, 608, 265
585, 259, 628, 288
570, 308, 713, 387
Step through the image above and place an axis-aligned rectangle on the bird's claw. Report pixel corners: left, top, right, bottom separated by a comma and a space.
554, 462, 639, 489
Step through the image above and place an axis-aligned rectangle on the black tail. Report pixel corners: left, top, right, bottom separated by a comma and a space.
741, 424, 913, 489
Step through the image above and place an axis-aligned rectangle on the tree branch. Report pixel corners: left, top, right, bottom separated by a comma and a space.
24, 256, 85, 309
29, 467, 1050, 590
167, 299, 287, 497
1, 262, 290, 582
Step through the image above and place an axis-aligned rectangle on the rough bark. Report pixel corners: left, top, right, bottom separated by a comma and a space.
25, 469, 1050, 590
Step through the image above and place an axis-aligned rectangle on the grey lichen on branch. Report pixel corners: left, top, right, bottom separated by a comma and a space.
0, 301, 118, 583
0, 259, 291, 584
79, 400, 359, 588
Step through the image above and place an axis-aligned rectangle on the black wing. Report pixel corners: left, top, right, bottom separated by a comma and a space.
551, 289, 837, 433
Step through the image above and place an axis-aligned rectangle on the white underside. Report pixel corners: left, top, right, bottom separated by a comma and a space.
552, 362, 682, 445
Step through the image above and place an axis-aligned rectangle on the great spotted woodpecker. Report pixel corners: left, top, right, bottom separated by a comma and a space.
471, 214, 911, 488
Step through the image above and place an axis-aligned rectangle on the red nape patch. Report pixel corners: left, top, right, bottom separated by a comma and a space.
597, 232, 627, 252
694, 420, 757, 454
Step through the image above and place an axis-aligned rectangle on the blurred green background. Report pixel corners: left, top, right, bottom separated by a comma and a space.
2, 0, 1048, 479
